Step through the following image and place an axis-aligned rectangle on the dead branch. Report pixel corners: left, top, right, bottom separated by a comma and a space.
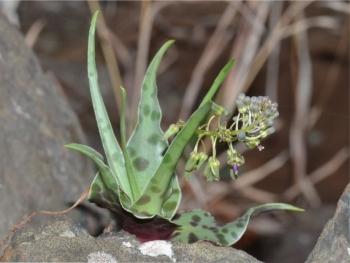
284, 148, 349, 200
179, 1, 241, 119
289, 12, 321, 207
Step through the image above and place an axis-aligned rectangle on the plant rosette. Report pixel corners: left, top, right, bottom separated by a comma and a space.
66, 11, 303, 246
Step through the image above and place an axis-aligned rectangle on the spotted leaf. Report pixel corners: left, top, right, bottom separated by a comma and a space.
172, 203, 304, 246
88, 12, 139, 201
65, 143, 131, 209
127, 41, 173, 195
130, 102, 212, 219
129, 59, 235, 219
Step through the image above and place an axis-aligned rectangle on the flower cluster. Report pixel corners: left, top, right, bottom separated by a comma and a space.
167, 94, 279, 182
234, 93, 278, 149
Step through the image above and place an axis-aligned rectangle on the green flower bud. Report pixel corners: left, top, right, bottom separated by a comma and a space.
164, 124, 180, 140
211, 103, 227, 116
164, 120, 184, 140
197, 152, 208, 169
230, 164, 240, 179
184, 152, 201, 178
245, 139, 260, 149
227, 148, 245, 166
260, 127, 275, 139
204, 157, 220, 182
237, 131, 246, 142
184, 152, 208, 179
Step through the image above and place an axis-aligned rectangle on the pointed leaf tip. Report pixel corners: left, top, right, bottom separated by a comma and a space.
126, 39, 176, 197
172, 203, 304, 246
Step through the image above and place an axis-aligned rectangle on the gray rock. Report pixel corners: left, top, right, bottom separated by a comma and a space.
0, 13, 94, 239
1, 217, 261, 262
306, 183, 350, 263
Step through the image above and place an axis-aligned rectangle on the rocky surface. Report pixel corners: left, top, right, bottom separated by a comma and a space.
0, 216, 261, 262
306, 183, 350, 263
0, 14, 94, 239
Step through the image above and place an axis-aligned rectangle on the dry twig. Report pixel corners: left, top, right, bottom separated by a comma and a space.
284, 148, 349, 200
130, 1, 172, 129
24, 19, 45, 48
218, 1, 271, 111
218, 0, 314, 112
265, 1, 283, 101
233, 151, 289, 190
179, 1, 241, 119
0, 189, 89, 256
289, 12, 321, 207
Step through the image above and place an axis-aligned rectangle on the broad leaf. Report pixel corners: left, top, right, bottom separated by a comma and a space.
88, 12, 138, 201
127, 41, 173, 195
129, 60, 235, 219
171, 203, 304, 246
130, 102, 212, 219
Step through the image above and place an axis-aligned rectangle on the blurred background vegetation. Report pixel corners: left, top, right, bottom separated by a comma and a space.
1, 1, 348, 262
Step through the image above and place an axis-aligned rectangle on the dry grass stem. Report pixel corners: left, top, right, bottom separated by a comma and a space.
219, 1, 270, 111
0, 189, 89, 255
179, 1, 241, 119
233, 151, 289, 190
106, 27, 132, 71
130, 1, 172, 129
238, 186, 277, 203
235, 1, 314, 104
209, 151, 287, 205
265, 1, 283, 102
308, 24, 349, 128
24, 19, 45, 48
284, 148, 349, 200
289, 13, 321, 207
320, 1, 350, 14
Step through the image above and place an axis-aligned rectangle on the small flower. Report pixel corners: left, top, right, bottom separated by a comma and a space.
227, 148, 244, 166
237, 131, 246, 142
230, 164, 239, 179
233, 93, 278, 149
204, 157, 220, 182
257, 145, 265, 151
164, 120, 184, 140
184, 151, 208, 179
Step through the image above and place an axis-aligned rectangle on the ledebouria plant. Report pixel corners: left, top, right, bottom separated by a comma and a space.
66, 11, 303, 246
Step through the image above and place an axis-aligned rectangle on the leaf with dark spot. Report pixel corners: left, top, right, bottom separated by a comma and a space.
172, 204, 303, 246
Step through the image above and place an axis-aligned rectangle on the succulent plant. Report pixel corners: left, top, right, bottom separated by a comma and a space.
66, 11, 303, 246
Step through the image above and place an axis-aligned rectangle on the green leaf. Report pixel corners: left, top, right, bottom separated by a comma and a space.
128, 60, 235, 219
130, 102, 212, 219
171, 203, 304, 246
119, 86, 127, 150
65, 143, 111, 178
65, 143, 123, 200
160, 175, 182, 219
127, 41, 173, 194
88, 11, 138, 201
89, 172, 122, 214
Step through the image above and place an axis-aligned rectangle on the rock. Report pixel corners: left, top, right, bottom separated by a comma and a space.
0, 217, 261, 262
306, 183, 350, 263
0, 13, 95, 239
39, 58, 119, 151
254, 206, 335, 263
